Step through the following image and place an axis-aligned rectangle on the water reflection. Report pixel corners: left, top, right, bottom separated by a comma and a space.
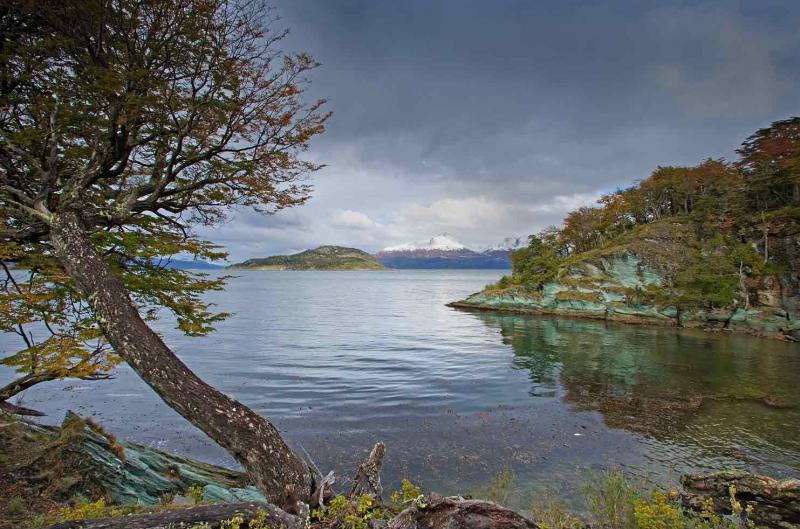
3, 270, 799, 506
472, 311, 800, 474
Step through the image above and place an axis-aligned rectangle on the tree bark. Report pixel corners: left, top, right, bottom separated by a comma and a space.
42, 501, 299, 529
48, 211, 314, 509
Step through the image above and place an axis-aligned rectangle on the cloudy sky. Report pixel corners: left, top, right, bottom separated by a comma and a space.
202, 0, 800, 262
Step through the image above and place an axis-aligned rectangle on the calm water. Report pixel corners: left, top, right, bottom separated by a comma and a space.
2, 270, 799, 507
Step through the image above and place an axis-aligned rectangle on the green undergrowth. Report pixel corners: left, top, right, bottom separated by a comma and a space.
310, 479, 423, 529
471, 467, 754, 529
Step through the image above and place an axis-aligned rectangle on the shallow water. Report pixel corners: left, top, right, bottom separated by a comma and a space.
2, 270, 799, 507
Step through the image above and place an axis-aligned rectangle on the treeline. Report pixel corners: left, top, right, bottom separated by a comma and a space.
510, 117, 800, 308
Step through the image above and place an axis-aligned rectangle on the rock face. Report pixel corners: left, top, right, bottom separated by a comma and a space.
17, 412, 267, 505
452, 222, 800, 341
228, 245, 384, 271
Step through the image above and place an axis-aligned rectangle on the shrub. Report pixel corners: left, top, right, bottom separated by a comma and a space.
582, 468, 639, 528
530, 497, 584, 529
474, 468, 515, 505
390, 479, 422, 506
187, 485, 205, 504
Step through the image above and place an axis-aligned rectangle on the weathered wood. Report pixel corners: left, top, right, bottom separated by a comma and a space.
681, 470, 800, 529
348, 442, 386, 500
42, 501, 298, 529
49, 211, 314, 509
387, 495, 540, 529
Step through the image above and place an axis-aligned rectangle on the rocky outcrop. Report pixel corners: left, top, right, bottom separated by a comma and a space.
451, 222, 800, 341
5, 411, 267, 506
4, 413, 542, 529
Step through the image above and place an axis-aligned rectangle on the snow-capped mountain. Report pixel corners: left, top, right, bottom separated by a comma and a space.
374, 234, 523, 269
480, 237, 526, 253
381, 233, 472, 253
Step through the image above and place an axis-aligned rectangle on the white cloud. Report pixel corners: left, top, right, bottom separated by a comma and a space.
330, 210, 381, 230
397, 197, 503, 230
529, 192, 602, 214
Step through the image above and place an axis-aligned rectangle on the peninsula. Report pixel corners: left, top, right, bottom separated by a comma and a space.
451, 118, 800, 341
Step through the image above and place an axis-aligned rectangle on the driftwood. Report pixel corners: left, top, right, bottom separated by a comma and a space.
43, 501, 299, 529
348, 442, 386, 500
681, 470, 800, 529
387, 495, 540, 529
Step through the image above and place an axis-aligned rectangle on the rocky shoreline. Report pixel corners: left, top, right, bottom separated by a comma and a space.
3, 411, 799, 528
450, 251, 800, 342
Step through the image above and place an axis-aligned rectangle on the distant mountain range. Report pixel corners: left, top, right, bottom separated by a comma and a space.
374, 234, 524, 269
227, 245, 384, 271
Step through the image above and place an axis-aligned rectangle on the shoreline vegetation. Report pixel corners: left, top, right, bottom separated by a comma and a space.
2, 410, 798, 529
452, 118, 800, 342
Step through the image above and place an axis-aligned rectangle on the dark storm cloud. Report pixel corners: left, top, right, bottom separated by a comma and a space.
210, 0, 800, 260
275, 0, 799, 186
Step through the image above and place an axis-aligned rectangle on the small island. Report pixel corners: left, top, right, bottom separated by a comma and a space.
227, 245, 385, 271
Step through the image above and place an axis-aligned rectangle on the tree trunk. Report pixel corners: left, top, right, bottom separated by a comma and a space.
48, 211, 314, 510
738, 261, 749, 311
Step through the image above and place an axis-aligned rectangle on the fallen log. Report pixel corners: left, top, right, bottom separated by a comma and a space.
348, 442, 386, 501
681, 470, 800, 529
387, 495, 540, 529
42, 501, 299, 529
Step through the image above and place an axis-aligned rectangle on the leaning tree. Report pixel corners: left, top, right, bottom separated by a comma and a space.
0, 0, 329, 509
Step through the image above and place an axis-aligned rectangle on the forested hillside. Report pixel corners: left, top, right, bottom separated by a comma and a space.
454, 117, 800, 339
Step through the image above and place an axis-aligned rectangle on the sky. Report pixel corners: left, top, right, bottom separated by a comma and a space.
200, 0, 800, 262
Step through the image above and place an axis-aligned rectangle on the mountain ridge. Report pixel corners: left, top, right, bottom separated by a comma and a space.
374, 234, 522, 269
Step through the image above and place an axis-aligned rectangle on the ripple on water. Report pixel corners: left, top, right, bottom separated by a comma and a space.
2, 269, 799, 508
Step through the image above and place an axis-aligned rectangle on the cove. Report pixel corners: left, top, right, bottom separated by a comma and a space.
2, 270, 798, 510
